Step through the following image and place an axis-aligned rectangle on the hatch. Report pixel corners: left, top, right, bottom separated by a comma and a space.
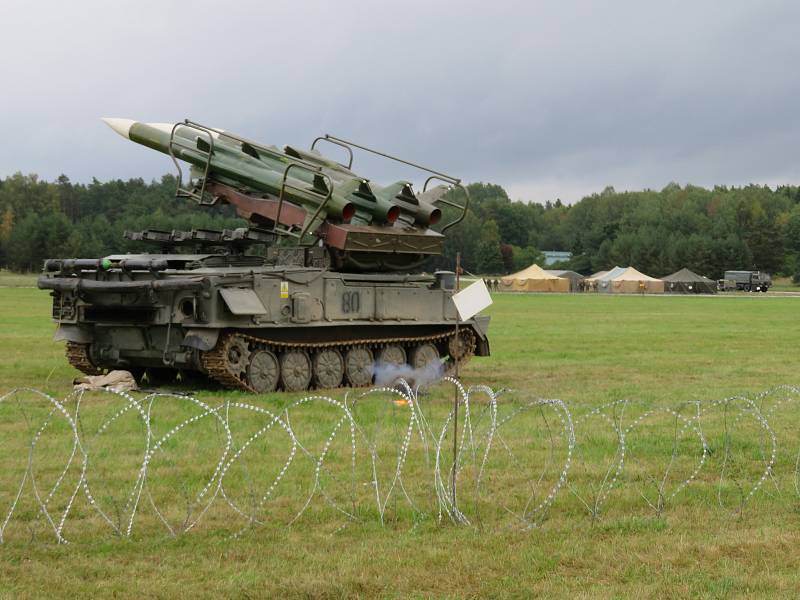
219, 288, 266, 315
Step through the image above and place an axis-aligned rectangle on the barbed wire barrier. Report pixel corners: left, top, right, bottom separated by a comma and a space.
0, 381, 798, 543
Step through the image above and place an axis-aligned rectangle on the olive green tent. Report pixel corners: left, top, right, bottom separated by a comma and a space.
546, 269, 585, 292
662, 268, 717, 294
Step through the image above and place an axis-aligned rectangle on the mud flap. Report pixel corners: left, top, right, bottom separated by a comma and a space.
471, 315, 491, 356
54, 325, 92, 344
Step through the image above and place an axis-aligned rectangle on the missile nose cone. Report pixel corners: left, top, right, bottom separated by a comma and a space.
101, 117, 136, 139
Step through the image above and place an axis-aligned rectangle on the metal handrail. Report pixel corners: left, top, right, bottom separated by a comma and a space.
168, 121, 216, 204
310, 136, 354, 169
321, 134, 461, 184
422, 176, 469, 233
275, 163, 334, 241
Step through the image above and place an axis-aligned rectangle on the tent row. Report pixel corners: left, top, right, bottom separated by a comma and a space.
499, 264, 716, 294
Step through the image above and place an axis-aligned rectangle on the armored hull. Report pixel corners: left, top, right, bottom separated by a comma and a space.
40, 251, 489, 392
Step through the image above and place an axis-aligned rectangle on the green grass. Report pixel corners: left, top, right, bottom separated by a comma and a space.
769, 276, 800, 292
0, 270, 38, 288
1, 288, 800, 598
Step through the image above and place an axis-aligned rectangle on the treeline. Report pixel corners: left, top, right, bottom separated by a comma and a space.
0, 173, 243, 271
1, 172, 799, 280
433, 182, 800, 280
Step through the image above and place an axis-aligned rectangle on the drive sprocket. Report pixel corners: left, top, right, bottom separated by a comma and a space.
65, 342, 103, 376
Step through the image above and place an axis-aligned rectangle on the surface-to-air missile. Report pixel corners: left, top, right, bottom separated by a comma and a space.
38, 118, 490, 392
102, 119, 443, 259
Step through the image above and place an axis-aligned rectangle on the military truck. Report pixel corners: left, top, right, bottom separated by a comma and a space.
722, 270, 772, 292
38, 118, 490, 392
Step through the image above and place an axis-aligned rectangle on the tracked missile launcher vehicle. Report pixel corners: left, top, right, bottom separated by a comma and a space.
38, 119, 490, 392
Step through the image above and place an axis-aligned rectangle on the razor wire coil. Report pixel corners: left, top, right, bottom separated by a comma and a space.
0, 381, 798, 543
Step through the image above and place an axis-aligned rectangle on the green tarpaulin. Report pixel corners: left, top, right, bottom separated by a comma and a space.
662, 268, 717, 294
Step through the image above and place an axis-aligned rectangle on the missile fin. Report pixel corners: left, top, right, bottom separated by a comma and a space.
417, 184, 450, 205
312, 173, 330, 194
241, 143, 260, 159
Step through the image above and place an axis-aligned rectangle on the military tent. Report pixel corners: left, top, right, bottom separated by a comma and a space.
546, 269, 585, 292
587, 266, 625, 292
598, 266, 664, 294
500, 264, 570, 292
662, 268, 717, 294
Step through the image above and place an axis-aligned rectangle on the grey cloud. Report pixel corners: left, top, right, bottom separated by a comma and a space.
1, 0, 799, 203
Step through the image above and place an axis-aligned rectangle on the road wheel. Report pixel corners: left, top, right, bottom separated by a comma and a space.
280, 350, 312, 392
313, 348, 345, 389
65, 342, 103, 376
345, 346, 373, 387
378, 345, 406, 367
410, 343, 440, 370
247, 349, 280, 393
744, 284, 751, 292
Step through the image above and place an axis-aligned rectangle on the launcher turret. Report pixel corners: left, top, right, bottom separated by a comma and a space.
102, 118, 469, 272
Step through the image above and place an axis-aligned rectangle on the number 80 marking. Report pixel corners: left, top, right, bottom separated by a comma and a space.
342, 291, 360, 313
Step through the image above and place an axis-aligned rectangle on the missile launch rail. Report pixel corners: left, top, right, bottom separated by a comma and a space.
38, 118, 491, 392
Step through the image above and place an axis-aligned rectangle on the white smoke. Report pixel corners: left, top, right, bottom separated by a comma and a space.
373, 359, 445, 389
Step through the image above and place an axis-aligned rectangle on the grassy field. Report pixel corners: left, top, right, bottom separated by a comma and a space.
1, 288, 800, 598
0, 270, 38, 288
769, 276, 800, 292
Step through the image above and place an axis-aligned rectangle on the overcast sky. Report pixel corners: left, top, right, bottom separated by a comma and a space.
2, 0, 799, 203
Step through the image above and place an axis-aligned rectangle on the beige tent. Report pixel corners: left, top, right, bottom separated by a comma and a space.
587, 269, 612, 281
500, 264, 571, 292
602, 266, 664, 294
585, 266, 623, 292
